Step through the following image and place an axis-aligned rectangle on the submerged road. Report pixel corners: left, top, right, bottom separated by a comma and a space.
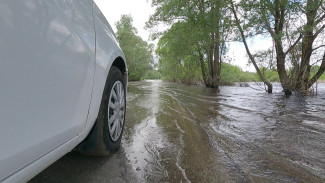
31, 80, 325, 183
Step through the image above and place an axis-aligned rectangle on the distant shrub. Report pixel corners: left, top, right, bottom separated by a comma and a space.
143, 70, 161, 80
220, 63, 259, 85
258, 68, 280, 82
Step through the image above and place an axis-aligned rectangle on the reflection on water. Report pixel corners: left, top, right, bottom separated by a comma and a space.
125, 80, 325, 183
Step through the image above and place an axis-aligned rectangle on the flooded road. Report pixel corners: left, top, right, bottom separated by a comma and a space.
31, 80, 325, 183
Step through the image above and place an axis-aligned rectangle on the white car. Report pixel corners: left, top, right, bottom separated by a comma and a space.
0, 1, 127, 182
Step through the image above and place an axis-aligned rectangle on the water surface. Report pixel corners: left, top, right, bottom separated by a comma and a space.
124, 81, 325, 182
31, 81, 325, 183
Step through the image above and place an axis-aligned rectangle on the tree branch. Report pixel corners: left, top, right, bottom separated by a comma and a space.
312, 44, 325, 52
315, 0, 325, 24
313, 24, 325, 40
260, 1, 276, 38
308, 52, 325, 88
285, 34, 302, 55
315, 12, 325, 25
230, 0, 272, 93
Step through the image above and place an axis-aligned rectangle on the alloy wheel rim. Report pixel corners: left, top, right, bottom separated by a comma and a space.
108, 80, 125, 142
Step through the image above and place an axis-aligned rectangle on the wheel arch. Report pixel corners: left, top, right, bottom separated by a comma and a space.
75, 55, 127, 149
112, 56, 127, 75
111, 56, 128, 92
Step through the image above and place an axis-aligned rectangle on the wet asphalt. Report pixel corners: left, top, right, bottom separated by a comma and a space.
30, 80, 325, 183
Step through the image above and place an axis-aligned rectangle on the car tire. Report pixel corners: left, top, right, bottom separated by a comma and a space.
76, 66, 126, 156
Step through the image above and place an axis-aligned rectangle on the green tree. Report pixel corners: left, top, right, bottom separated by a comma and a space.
220, 63, 259, 84
156, 22, 202, 84
230, 0, 273, 93
231, 0, 325, 95
116, 15, 154, 81
148, 0, 231, 88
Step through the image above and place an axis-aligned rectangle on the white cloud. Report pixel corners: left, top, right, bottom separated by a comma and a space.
228, 37, 273, 72
94, 0, 154, 42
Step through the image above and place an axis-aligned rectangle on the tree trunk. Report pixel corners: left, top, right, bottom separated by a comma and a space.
272, 0, 295, 95
274, 40, 292, 95
276, 52, 292, 95
199, 52, 208, 86
293, 0, 318, 92
213, 3, 221, 87
307, 52, 325, 89
230, 0, 273, 93
272, 0, 324, 94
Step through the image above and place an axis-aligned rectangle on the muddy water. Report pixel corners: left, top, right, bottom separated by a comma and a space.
124, 80, 325, 183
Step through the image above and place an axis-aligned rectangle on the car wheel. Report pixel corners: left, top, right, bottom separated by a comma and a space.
76, 66, 126, 156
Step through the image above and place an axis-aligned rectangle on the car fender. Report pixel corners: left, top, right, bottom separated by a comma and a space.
76, 2, 127, 143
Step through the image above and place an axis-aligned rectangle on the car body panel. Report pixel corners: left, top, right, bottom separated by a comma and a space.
1, 136, 79, 183
78, 3, 127, 139
0, 0, 96, 181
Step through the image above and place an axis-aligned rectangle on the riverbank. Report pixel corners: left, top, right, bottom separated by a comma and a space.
136, 79, 325, 94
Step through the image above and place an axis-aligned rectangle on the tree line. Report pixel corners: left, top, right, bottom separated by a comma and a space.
143, 0, 325, 95
116, 0, 325, 95
116, 15, 157, 81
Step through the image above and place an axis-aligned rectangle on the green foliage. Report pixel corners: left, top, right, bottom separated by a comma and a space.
215, 63, 279, 85
258, 68, 279, 82
158, 57, 265, 85
156, 22, 202, 84
321, 74, 325, 81
142, 70, 161, 80
311, 65, 325, 81
116, 15, 154, 81
148, 0, 232, 87
233, 0, 325, 92
147, 0, 325, 89
220, 63, 259, 85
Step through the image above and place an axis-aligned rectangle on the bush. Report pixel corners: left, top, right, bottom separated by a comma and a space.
220, 63, 258, 85
142, 70, 161, 80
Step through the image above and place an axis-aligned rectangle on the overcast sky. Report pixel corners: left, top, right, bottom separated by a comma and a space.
94, 0, 271, 72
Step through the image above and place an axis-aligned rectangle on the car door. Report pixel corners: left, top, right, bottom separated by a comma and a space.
0, 0, 95, 180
